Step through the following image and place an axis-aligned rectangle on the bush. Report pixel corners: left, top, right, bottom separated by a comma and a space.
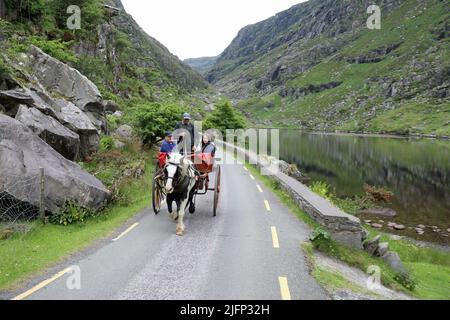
49, 201, 97, 226
0, 56, 10, 77
29, 37, 78, 64
203, 100, 247, 134
364, 184, 394, 203
132, 103, 182, 144
310, 181, 333, 201
99, 135, 115, 152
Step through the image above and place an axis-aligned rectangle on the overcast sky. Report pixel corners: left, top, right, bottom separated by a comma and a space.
121, 0, 306, 60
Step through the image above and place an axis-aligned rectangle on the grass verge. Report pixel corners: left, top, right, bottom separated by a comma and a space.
0, 145, 154, 292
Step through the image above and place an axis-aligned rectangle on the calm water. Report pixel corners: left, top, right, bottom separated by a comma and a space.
277, 130, 450, 245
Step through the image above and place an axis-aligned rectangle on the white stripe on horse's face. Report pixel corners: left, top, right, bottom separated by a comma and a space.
165, 163, 177, 194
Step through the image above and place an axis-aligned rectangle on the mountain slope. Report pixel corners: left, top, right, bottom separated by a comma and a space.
0, 0, 208, 104
184, 56, 218, 75
207, 0, 450, 137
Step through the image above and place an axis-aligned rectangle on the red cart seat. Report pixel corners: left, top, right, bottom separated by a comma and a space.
191, 153, 214, 173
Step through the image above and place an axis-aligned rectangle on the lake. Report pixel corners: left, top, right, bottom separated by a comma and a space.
277, 130, 450, 245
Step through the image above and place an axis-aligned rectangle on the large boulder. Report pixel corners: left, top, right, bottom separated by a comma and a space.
15, 105, 80, 160
54, 100, 100, 158
114, 124, 133, 142
0, 115, 110, 214
24, 46, 106, 132
27, 45, 103, 112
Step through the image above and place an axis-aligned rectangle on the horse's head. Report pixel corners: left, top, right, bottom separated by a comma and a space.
165, 153, 185, 194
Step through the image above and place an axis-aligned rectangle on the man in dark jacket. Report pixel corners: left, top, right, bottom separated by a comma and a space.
174, 112, 196, 154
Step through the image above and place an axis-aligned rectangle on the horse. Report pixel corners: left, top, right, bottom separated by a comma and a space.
164, 153, 197, 236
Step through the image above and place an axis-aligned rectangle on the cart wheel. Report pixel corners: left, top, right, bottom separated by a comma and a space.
152, 168, 165, 214
213, 165, 221, 217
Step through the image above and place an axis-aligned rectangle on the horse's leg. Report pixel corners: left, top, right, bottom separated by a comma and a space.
176, 179, 196, 236
167, 194, 177, 221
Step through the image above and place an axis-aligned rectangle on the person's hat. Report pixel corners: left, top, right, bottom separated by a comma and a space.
183, 112, 191, 120
165, 131, 172, 137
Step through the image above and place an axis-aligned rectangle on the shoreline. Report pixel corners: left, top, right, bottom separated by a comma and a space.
251, 127, 450, 141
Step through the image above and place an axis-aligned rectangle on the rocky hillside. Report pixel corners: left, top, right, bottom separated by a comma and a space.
184, 56, 218, 75
207, 0, 450, 137
0, 0, 209, 218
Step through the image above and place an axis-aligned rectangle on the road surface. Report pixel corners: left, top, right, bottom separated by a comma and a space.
11, 152, 329, 300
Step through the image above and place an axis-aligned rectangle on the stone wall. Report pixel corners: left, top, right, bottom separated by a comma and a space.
222, 141, 367, 249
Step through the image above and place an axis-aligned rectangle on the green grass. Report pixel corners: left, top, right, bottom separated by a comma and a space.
0, 147, 154, 291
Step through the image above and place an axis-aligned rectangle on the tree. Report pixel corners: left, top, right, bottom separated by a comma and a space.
203, 100, 247, 135
133, 103, 182, 144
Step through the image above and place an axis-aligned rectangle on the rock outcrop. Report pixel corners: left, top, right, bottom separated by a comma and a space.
15, 105, 80, 160
0, 115, 110, 215
1, 46, 107, 158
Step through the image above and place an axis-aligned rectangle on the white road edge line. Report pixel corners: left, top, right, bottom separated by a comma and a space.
256, 184, 263, 193
243, 166, 248, 171
264, 200, 271, 211
249, 174, 255, 180
278, 277, 292, 300
12, 267, 71, 300
112, 222, 139, 242
271, 226, 280, 248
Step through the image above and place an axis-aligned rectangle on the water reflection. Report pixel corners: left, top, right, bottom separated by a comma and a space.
277, 130, 450, 244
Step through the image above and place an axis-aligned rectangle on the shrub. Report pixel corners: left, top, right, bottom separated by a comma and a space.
49, 201, 97, 226
203, 100, 247, 134
0, 56, 10, 77
132, 103, 182, 144
29, 37, 78, 64
364, 184, 394, 203
310, 181, 333, 201
99, 135, 115, 152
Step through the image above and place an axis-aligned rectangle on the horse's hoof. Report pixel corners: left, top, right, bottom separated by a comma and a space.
176, 229, 184, 236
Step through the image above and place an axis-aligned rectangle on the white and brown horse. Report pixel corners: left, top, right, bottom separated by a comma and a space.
164, 153, 197, 236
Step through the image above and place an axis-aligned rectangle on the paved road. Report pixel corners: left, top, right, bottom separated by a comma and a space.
12, 152, 328, 300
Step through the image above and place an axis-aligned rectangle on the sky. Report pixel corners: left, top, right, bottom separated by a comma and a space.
121, 0, 306, 60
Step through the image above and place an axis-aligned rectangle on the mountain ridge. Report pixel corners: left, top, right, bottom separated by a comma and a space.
207, 0, 450, 137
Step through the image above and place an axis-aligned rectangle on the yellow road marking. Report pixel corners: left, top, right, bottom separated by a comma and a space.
243, 166, 248, 171
256, 184, 263, 193
278, 277, 292, 300
12, 268, 71, 300
249, 174, 255, 180
271, 226, 280, 248
112, 222, 139, 242
264, 200, 271, 211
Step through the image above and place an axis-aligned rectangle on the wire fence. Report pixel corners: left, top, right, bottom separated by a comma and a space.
0, 169, 45, 237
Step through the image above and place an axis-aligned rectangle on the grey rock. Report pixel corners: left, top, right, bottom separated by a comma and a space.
27, 46, 103, 112
112, 111, 123, 117
382, 251, 408, 275
389, 235, 404, 241
376, 242, 389, 257
15, 105, 80, 160
114, 124, 133, 142
371, 223, 383, 229
55, 100, 99, 158
364, 235, 381, 256
104, 100, 120, 113
394, 224, 406, 231
114, 139, 126, 149
0, 115, 110, 214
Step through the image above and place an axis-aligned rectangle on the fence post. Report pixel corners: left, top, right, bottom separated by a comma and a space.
39, 167, 45, 224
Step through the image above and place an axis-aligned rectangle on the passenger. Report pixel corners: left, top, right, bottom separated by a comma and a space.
201, 134, 216, 156
158, 131, 176, 167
